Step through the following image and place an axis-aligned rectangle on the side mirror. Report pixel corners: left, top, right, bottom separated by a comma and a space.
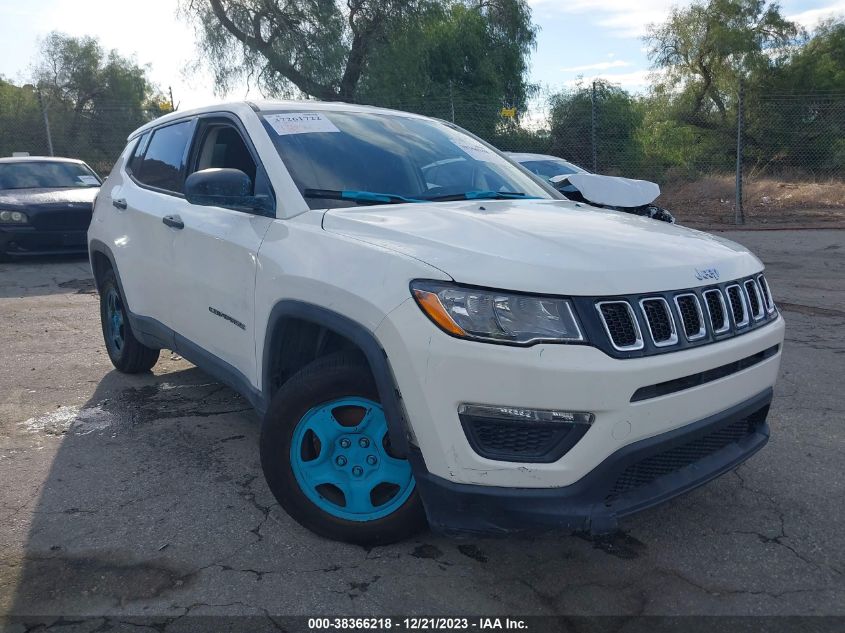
184, 168, 272, 213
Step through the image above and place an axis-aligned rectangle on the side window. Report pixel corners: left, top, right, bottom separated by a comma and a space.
193, 124, 257, 194
126, 132, 150, 176
135, 121, 193, 193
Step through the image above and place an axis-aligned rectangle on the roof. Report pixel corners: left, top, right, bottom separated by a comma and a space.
128, 100, 433, 141
0, 156, 87, 164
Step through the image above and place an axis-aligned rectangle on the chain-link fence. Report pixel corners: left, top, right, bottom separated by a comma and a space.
2, 83, 842, 224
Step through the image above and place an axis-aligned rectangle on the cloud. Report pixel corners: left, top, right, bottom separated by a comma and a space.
788, 1, 845, 29
562, 68, 665, 91
560, 60, 632, 72
528, 0, 689, 38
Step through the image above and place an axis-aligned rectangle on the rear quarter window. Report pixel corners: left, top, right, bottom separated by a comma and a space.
133, 121, 193, 193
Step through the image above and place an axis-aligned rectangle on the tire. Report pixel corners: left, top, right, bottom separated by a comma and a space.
99, 268, 160, 373
260, 351, 426, 545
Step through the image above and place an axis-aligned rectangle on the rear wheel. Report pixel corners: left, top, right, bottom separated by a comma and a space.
260, 351, 426, 545
99, 268, 159, 373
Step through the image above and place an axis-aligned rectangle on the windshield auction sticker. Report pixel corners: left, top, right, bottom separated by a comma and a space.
264, 112, 341, 136
446, 130, 507, 165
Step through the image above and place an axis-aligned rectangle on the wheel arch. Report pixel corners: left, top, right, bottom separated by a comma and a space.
262, 301, 411, 458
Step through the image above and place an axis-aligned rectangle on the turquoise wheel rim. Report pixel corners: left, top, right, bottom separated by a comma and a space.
290, 397, 415, 522
105, 287, 125, 354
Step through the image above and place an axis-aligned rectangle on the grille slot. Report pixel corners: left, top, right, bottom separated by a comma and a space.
757, 274, 775, 313
639, 298, 677, 346
596, 301, 643, 351
674, 294, 706, 341
703, 289, 730, 334
726, 284, 749, 328
744, 279, 764, 320
610, 416, 761, 496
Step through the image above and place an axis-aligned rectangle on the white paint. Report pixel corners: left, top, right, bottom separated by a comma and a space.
552, 173, 661, 207
19, 403, 115, 436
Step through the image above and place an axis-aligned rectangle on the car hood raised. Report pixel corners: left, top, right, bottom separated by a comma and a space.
0, 187, 98, 209
322, 199, 762, 295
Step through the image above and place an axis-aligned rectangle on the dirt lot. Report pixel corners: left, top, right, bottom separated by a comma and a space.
1, 230, 844, 627
663, 176, 845, 227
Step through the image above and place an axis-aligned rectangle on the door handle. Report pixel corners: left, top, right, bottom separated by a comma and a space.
111, 198, 127, 210
162, 214, 184, 230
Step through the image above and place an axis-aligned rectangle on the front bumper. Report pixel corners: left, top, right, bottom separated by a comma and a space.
0, 227, 88, 256
412, 388, 772, 535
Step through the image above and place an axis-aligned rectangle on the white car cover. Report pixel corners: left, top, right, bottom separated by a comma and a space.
551, 173, 660, 208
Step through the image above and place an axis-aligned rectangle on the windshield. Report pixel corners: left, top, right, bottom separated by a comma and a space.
261, 110, 555, 209
0, 161, 101, 190
520, 159, 589, 180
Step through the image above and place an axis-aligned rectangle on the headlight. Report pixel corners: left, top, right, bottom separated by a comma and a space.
0, 210, 28, 224
411, 280, 585, 345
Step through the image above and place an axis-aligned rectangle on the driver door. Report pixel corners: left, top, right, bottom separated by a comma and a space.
168, 115, 275, 388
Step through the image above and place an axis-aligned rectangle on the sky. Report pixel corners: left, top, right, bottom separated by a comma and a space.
1, 0, 844, 110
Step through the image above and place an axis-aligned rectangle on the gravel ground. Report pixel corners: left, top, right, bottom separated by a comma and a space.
0, 229, 843, 627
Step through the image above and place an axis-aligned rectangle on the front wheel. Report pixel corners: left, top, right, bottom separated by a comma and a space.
260, 351, 426, 545
98, 268, 160, 373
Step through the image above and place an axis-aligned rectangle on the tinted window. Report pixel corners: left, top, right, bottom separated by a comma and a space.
0, 161, 100, 190
135, 121, 192, 192
127, 132, 150, 175
521, 159, 588, 179
262, 111, 552, 209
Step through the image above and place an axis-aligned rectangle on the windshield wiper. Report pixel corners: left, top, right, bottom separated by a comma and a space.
421, 190, 539, 202
303, 189, 424, 206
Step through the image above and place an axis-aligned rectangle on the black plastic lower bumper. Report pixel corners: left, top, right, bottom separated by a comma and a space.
412, 388, 772, 536
0, 228, 88, 256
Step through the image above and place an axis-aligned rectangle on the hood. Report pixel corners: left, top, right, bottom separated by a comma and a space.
322, 199, 762, 295
0, 187, 98, 210
551, 173, 660, 208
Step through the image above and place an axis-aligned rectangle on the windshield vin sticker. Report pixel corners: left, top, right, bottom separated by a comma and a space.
264, 112, 340, 136
446, 131, 506, 164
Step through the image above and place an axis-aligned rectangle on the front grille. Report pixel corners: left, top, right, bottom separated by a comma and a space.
30, 208, 92, 231
610, 415, 761, 496
580, 273, 777, 358
675, 294, 705, 340
597, 302, 642, 350
744, 279, 764, 320
757, 274, 774, 312
640, 298, 676, 346
726, 285, 749, 327
703, 289, 728, 334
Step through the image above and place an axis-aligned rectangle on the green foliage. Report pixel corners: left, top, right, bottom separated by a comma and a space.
5, 32, 166, 172
547, 80, 643, 173
182, 0, 537, 124
0, 79, 44, 158
645, 0, 800, 121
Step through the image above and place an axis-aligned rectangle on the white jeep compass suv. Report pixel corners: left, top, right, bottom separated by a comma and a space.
88, 101, 785, 544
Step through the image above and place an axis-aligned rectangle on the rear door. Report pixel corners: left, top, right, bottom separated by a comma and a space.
167, 114, 275, 387
114, 119, 195, 335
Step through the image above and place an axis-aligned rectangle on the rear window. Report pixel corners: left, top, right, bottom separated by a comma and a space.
134, 121, 193, 192
0, 161, 100, 190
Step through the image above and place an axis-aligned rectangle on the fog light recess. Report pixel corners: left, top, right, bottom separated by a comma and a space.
458, 404, 594, 463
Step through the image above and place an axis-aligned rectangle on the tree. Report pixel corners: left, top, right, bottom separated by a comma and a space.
29, 32, 167, 171
547, 80, 643, 173
181, 0, 537, 112
747, 20, 845, 171
645, 0, 799, 123
356, 0, 537, 137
